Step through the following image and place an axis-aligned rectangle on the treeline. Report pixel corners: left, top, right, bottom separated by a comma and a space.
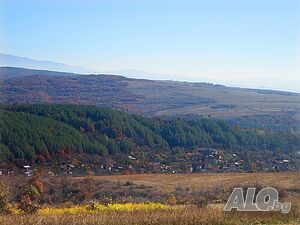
0, 104, 299, 162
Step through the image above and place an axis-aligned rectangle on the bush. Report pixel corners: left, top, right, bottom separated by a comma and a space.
19, 194, 38, 214
18, 181, 41, 214
192, 195, 209, 208
0, 182, 11, 214
167, 194, 177, 206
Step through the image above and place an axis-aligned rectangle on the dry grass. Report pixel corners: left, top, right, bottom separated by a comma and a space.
0, 205, 299, 225
1, 172, 299, 224
127, 79, 300, 120
81, 172, 300, 193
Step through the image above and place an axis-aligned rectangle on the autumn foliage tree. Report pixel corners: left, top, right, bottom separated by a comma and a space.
19, 188, 39, 214
30, 169, 45, 193
18, 169, 44, 214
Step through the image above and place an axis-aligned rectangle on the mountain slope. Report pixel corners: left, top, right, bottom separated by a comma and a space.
1, 104, 299, 172
0, 66, 75, 78
0, 67, 299, 132
0, 109, 106, 161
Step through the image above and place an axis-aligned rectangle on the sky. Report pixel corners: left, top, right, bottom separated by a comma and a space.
0, 0, 300, 92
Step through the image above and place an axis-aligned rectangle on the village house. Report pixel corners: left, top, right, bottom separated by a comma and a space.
23, 165, 34, 177
48, 171, 55, 176
7, 169, 14, 175
128, 155, 136, 160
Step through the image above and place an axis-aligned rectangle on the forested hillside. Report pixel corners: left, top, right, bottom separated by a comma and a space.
0, 110, 107, 161
0, 104, 299, 169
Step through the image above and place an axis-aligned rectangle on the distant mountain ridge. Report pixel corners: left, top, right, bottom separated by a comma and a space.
0, 53, 95, 74
1, 53, 299, 93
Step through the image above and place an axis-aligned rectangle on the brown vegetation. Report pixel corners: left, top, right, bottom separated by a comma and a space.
0, 172, 299, 224
85, 172, 300, 193
0, 206, 299, 225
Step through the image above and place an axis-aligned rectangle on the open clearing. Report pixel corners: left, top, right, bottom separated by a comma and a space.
82, 172, 300, 193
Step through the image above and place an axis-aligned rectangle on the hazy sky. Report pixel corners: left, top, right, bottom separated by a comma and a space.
1, 0, 300, 91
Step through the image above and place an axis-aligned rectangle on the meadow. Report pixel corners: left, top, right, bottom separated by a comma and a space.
1, 204, 299, 225
0, 172, 299, 225
88, 172, 300, 192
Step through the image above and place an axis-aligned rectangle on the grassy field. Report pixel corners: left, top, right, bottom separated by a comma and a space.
81, 172, 300, 192
1, 172, 300, 225
127, 79, 300, 119
1, 205, 299, 225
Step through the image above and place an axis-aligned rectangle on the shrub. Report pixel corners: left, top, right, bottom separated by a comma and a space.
86, 201, 97, 211
167, 194, 177, 206
102, 196, 112, 206
0, 182, 11, 214
18, 184, 40, 214
192, 195, 209, 208
19, 193, 38, 214
124, 181, 134, 186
